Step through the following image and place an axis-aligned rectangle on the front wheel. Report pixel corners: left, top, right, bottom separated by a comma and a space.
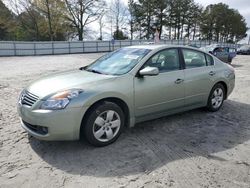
207, 83, 225, 112
82, 102, 125, 147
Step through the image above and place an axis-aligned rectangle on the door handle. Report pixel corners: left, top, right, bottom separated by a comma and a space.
209, 71, 216, 76
175, 78, 184, 84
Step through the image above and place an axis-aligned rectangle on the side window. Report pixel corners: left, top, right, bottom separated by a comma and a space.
182, 49, 206, 69
145, 49, 180, 73
206, 54, 214, 66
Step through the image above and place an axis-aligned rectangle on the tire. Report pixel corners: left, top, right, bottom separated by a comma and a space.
207, 83, 225, 112
82, 101, 125, 147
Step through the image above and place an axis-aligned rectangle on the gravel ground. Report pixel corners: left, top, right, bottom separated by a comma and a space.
0, 53, 250, 188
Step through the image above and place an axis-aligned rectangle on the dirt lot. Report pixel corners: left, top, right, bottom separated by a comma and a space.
0, 53, 250, 188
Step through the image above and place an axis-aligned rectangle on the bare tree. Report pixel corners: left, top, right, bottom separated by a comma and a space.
98, 10, 106, 40
45, 0, 53, 41
109, 0, 128, 39
64, 0, 106, 41
128, 0, 135, 39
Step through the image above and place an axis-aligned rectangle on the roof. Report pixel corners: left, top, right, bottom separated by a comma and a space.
125, 44, 202, 51
125, 44, 168, 50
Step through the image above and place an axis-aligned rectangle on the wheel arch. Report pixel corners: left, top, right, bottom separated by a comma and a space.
80, 97, 130, 139
213, 81, 228, 99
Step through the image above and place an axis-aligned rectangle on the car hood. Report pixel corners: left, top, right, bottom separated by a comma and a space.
26, 69, 116, 98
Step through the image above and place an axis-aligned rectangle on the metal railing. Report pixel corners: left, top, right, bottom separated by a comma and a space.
0, 40, 240, 56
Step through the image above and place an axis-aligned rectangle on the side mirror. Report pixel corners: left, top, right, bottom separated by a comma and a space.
139, 66, 159, 76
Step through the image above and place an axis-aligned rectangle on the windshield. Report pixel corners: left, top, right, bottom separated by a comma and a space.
85, 48, 151, 75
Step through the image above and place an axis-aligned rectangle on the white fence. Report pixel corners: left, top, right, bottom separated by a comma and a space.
0, 40, 239, 56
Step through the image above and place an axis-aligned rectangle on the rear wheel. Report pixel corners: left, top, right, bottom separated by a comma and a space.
82, 102, 125, 146
207, 83, 225, 112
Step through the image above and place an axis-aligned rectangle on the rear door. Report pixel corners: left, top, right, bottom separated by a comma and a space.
181, 48, 215, 106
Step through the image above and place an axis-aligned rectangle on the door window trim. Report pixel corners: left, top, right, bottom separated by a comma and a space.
205, 53, 214, 66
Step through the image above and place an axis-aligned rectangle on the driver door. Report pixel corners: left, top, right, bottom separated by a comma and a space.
134, 48, 185, 118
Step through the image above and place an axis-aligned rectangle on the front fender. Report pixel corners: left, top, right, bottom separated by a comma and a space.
74, 90, 135, 127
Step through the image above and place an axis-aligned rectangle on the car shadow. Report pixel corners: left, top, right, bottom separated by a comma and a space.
29, 99, 250, 177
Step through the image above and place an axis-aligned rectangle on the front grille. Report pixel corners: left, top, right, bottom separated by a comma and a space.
22, 120, 48, 135
21, 91, 39, 107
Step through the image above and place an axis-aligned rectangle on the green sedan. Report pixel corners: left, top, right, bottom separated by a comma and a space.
17, 45, 235, 146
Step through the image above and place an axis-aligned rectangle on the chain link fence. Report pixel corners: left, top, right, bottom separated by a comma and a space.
0, 40, 240, 56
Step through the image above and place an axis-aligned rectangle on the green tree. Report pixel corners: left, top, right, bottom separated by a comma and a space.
0, 0, 16, 40
169, 0, 198, 40
200, 3, 248, 42
113, 29, 128, 40
132, 0, 156, 39
16, 8, 45, 40
8, 0, 43, 40
8, 0, 70, 41
153, 0, 168, 39
130, 0, 202, 40
33, 0, 69, 41
128, 0, 144, 39
128, 0, 136, 39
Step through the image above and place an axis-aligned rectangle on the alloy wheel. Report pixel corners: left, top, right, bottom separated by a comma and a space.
211, 88, 224, 108
92, 110, 121, 142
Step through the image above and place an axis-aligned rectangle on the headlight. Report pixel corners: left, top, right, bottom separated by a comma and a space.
40, 89, 83, 110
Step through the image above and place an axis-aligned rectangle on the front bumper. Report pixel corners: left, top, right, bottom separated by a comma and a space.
17, 104, 88, 141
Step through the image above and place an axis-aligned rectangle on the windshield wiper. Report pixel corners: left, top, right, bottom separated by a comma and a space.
90, 69, 103, 74
86, 68, 104, 74
81, 66, 110, 75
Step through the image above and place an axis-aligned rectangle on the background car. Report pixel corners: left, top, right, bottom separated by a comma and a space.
18, 45, 235, 146
237, 45, 250, 55
200, 45, 236, 64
